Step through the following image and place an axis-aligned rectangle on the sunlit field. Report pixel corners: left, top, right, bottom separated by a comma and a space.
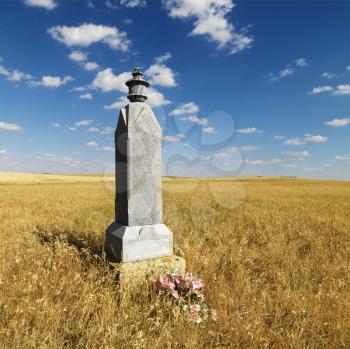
0, 173, 349, 348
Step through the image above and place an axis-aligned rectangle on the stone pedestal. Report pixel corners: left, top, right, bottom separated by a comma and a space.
110, 255, 186, 284
105, 222, 173, 262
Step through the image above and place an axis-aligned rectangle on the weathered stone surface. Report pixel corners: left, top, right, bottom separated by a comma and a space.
115, 102, 162, 226
110, 255, 186, 284
105, 222, 173, 262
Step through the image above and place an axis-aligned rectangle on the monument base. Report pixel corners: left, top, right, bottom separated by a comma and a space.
105, 222, 173, 262
109, 255, 186, 284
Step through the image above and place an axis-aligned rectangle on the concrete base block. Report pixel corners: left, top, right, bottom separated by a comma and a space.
105, 222, 173, 262
109, 255, 186, 283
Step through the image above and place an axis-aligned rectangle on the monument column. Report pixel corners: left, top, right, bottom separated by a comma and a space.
105, 68, 173, 263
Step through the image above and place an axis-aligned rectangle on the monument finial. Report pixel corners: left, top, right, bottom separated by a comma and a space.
126, 67, 150, 103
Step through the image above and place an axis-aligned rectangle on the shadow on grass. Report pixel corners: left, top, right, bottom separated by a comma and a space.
33, 227, 106, 265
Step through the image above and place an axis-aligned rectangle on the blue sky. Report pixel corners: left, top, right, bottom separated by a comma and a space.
0, 0, 350, 179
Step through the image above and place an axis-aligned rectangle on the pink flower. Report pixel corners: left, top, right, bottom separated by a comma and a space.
154, 276, 175, 290
190, 304, 202, 324
184, 272, 193, 281
170, 289, 179, 299
192, 278, 203, 290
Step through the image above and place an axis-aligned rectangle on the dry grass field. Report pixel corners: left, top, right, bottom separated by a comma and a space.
0, 172, 349, 348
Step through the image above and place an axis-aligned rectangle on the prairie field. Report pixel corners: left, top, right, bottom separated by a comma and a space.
0, 172, 349, 348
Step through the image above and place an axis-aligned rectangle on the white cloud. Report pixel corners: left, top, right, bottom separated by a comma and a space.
287, 150, 309, 159
335, 155, 350, 161
169, 102, 199, 116
267, 58, 307, 81
163, 133, 185, 142
23, 0, 57, 10
92, 68, 130, 92
325, 118, 350, 127
333, 84, 350, 96
65, 125, 77, 131
346, 66, 350, 72
145, 63, 176, 87
0, 149, 8, 156
75, 119, 92, 127
48, 23, 130, 51
147, 87, 171, 107
0, 64, 32, 82
321, 72, 336, 79
248, 158, 282, 166
237, 127, 262, 134
51, 122, 60, 128
104, 96, 129, 110
304, 133, 328, 143
86, 141, 98, 147
100, 126, 114, 135
0, 121, 22, 131
30, 75, 73, 88
283, 138, 306, 146
283, 164, 297, 168
120, 0, 146, 7
304, 167, 322, 171
155, 52, 172, 64
274, 135, 285, 140
87, 126, 100, 132
202, 126, 215, 134
182, 115, 208, 126
308, 86, 333, 94
68, 50, 88, 62
71, 86, 86, 92
239, 145, 259, 152
0, 65, 10, 76
79, 93, 93, 100
295, 58, 308, 67
163, 0, 253, 54
84, 62, 99, 71
102, 146, 114, 152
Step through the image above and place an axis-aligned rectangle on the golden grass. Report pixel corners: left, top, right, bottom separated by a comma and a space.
0, 173, 349, 348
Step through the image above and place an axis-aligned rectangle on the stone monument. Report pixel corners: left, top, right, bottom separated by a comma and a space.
105, 68, 184, 273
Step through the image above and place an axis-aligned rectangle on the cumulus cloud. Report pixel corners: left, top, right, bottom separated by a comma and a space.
145, 63, 176, 87
325, 118, 350, 127
155, 52, 172, 64
86, 141, 98, 147
202, 126, 215, 134
51, 122, 60, 128
321, 72, 336, 79
308, 85, 333, 94
75, 119, 93, 127
248, 158, 282, 166
68, 50, 88, 62
87, 127, 99, 132
79, 93, 93, 100
104, 96, 129, 110
100, 126, 114, 135
304, 133, 328, 143
182, 115, 208, 126
162, 0, 253, 54
102, 146, 114, 152
274, 135, 285, 140
0, 149, 8, 156
120, 0, 146, 7
92, 68, 130, 92
0, 64, 32, 82
30, 75, 73, 88
48, 23, 130, 51
295, 58, 308, 67
236, 127, 262, 134
333, 84, 350, 96
283, 138, 305, 146
163, 133, 185, 142
23, 0, 57, 10
147, 87, 171, 107
0, 121, 22, 131
169, 102, 199, 116
84, 62, 99, 71
286, 150, 309, 160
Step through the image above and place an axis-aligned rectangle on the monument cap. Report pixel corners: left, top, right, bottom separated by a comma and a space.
126, 67, 150, 103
